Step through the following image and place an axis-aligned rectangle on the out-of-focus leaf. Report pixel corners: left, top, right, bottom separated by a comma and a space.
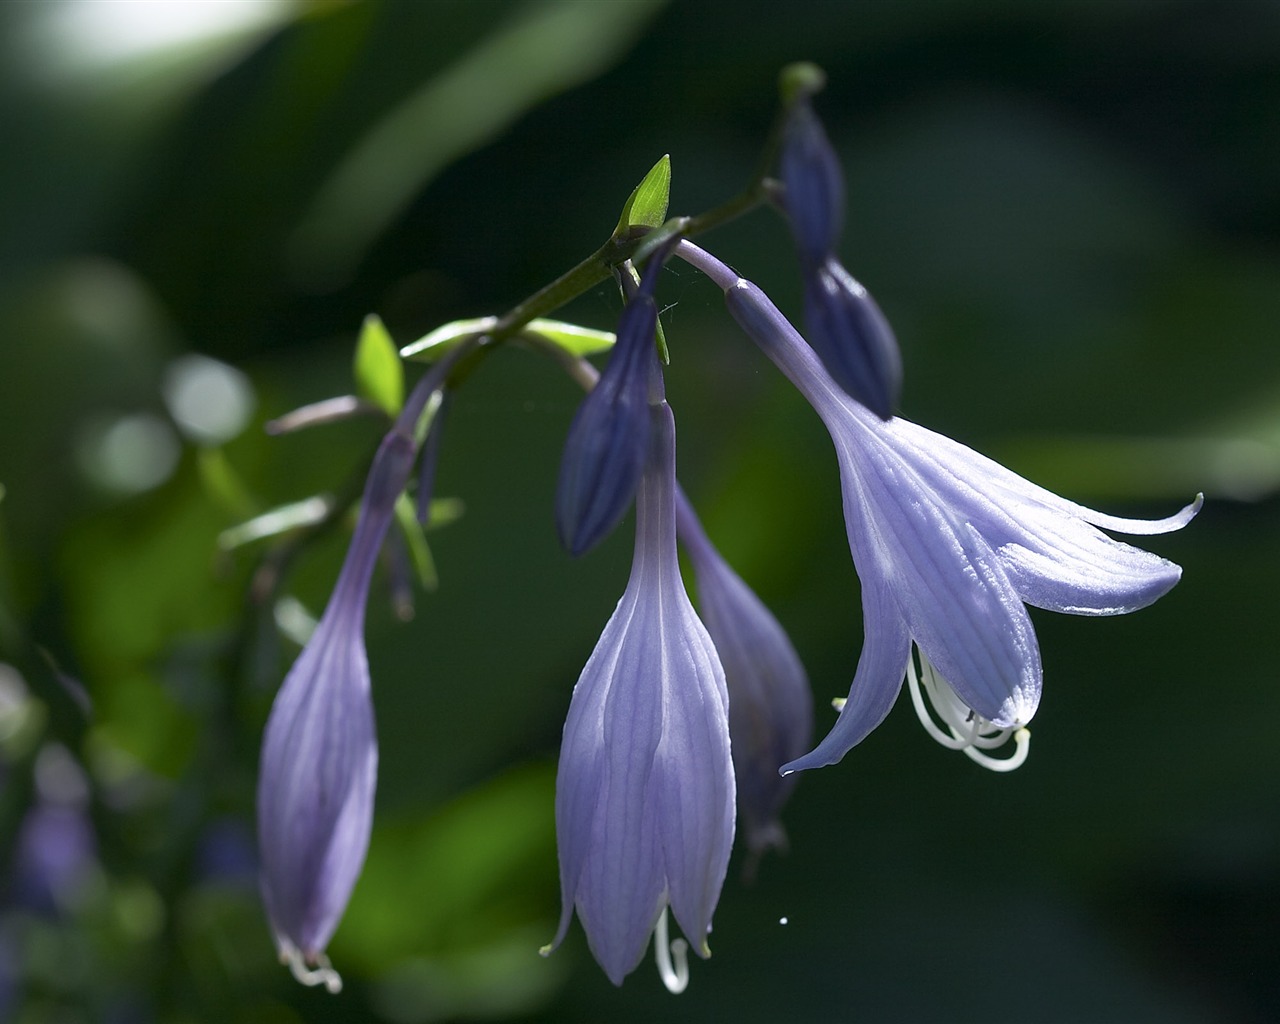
613, 154, 671, 237
196, 448, 257, 519
521, 319, 615, 358
90, 673, 197, 778
401, 318, 496, 363
354, 314, 405, 415
287, 0, 669, 287
61, 471, 238, 776
217, 495, 333, 551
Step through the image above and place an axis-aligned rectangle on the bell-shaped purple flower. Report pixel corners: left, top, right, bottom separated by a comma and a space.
720, 273, 1198, 772
545, 398, 735, 987
678, 240, 1197, 771
556, 262, 664, 556
257, 352, 460, 992
256, 432, 411, 992
675, 490, 811, 862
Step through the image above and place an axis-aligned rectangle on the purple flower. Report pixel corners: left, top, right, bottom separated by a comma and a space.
675, 490, 811, 862
545, 398, 735, 988
257, 352, 460, 992
720, 274, 1198, 772
778, 95, 901, 418
779, 96, 844, 264
801, 256, 901, 422
556, 260, 663, 556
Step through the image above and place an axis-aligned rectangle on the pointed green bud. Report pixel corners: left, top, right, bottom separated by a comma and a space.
354, 315, 404, 415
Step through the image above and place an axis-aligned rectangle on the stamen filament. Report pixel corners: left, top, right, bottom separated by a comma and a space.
905, 647, 1029, 771
961, 728, 1030, 772
654, 907, 690, 994
281, 944, 343, 994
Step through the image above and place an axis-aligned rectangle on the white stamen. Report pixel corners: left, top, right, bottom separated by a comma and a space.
654, 907, 689, 994
905, 647, 1029, 771
280, 943, 343, 994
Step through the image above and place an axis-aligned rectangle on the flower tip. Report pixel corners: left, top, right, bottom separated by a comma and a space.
779, 62, 827, 104
538, 942, 554, 959
280, 943, 343, 994
802, 260, 902, 419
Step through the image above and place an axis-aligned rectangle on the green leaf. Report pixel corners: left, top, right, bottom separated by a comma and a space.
196, 448, 257, 519
521, 318, 615, 357
400, 317, 497, 363
354, 314, 405, 415
337, 765, 557, 968
613, 154, 671, 237
217, 495, 333, 551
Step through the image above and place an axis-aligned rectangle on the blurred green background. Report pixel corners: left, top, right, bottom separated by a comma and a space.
0, 1, 1277, 1021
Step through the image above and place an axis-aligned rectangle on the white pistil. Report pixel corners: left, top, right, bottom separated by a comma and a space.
905, 647, 1030, 771
653, 906, 690, 994
281, 943, 343, 994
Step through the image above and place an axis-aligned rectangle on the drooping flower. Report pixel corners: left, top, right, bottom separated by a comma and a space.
777, 92, 901, 418
675, 239, 1198, 773
257, 352, 459, 992
556, 257, 664, 556
675, 488, 811, 862
545, 395, 735, 988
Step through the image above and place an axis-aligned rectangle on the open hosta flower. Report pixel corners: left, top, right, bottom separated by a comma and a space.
719, 271, 1199, 773
545, 399, 735, 989
675, 489, 811, 861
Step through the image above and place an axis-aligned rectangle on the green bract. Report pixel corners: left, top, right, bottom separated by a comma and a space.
401, 317, 615, 362
355, 314, 405, 415
613, 155, 671, 238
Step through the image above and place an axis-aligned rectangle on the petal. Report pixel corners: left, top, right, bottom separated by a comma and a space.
676, 490, 811, 854
782, 569, 912, 773
257, 615, 376, 955
654, 604, 734, 956
552, 587, 665, 984
891, 416, 1201, 535
886, 416, 1194, 614
835, 421, 1042, 727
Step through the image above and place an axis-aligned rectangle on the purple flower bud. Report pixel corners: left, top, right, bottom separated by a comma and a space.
675, 492, 812, 863
256, 350, 463, 991
257, 430, 417, 993
779, 97, 845, 265
802, 256, 901, 419
545, 400, 735, 987
556, 268, 662, 556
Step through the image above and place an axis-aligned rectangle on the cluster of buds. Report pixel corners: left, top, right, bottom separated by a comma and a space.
251, 65, 1198, 993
